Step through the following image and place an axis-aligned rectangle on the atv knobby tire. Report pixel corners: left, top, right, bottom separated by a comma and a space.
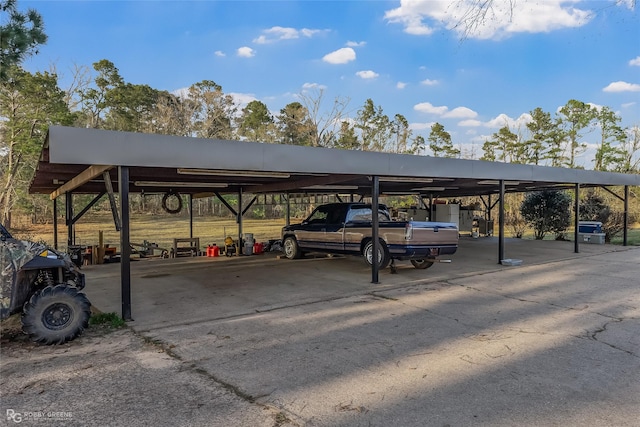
22, 285, 91, 345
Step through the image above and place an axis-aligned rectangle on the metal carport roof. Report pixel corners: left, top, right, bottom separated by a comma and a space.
31, 126, 640, 198
29, 126, 640, 320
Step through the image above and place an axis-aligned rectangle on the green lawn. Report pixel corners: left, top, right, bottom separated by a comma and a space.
11, 212, 291, 252
609, 228, 640, 246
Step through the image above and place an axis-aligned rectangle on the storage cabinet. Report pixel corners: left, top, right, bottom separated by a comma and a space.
434, 204, 459, 228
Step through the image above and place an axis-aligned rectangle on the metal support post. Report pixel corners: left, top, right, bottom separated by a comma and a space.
574, 183, 580, 254
371, 175, 380, 284
238, 188, 243, 255
498, 181, 505, 264
189, 194, 193, 239
285, 193, 290, 226
119, 166, 132, 321
623, 185, 629, 246
429, 194, 434, 221
53, 197, 58, 250
65, 191, 73, 248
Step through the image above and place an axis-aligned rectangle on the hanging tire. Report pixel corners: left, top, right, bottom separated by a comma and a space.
411, 259, 435, 269
363, 239, 391, 270
162, 190, 182, 214
283, 236, 303, 259
22, 285, 91, 345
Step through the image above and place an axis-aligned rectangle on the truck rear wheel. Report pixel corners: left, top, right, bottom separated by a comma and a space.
411, 259, 435, 269
283, 236, 303, 259
363, 239, 391, 270
22, 285, 91, 345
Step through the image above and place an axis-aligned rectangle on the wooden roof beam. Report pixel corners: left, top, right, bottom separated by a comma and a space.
50, 165, 113, 200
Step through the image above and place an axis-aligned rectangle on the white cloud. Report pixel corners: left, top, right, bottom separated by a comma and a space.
346, 40, 367, 47
384, 0, 599, 40
603, 81, 640, 92
171, 87, 254, 110
420, 78, 439, 86
253, 26, 325, 44
396, 81, 407, 89
322, 47, 356, 64
302, 82, 327, 90
410, 122, 436, 131
237, 46, 255, 58
214, 50, 226, 57
618, 0, 636, 9
588, 102, 604, 112
484, 113, 532, 129
622, 102, 637, 108
443, 106, 477, 119
229, 92, 256, 107
414, 102, 448, 115
356, 70, 379, 79
630, 56, 640, 66
459, 119, 482, 127
414, 102, 477, 119
171, 87, 190, 99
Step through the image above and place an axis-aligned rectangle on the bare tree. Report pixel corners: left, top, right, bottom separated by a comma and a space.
153, 91, 198, 137
450, 1, 635, 40
297, 87, 350, 148
449, 0, 516, 39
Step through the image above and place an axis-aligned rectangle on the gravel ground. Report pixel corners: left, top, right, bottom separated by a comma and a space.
0, 319, 291, 427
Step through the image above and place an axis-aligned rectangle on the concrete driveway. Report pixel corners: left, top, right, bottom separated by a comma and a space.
82, 238, 640, 426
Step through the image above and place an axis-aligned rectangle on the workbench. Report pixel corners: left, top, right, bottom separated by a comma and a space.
172, 237, 200, 257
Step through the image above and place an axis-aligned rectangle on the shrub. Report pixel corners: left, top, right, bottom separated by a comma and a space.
520, 190, 572, 240
580, 191, 637, 242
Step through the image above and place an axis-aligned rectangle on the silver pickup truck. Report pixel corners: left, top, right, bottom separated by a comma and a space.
281, 203, 458, 269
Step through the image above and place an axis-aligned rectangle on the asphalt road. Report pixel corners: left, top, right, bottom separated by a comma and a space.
2, 240, 639, 426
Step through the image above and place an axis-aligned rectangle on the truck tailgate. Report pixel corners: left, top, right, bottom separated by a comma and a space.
410, 221, 459, 245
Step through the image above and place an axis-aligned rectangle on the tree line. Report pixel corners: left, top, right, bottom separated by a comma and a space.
1, 0, 638, 228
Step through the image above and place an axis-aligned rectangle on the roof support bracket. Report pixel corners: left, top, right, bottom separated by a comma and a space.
599, 185, 625, 203
70, 191, 106, 225
104, 171, 121, 231
214, 192, 238, 217
241, 196, 257, 216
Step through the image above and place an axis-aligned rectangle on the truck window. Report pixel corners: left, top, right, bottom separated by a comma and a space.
346, 208, 390, 223
306, 206, 330, 224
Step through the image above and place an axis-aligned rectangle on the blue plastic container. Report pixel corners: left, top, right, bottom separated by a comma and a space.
578, 221, 603, 233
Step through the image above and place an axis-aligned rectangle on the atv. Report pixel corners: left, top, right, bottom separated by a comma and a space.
1, 224, 91, 344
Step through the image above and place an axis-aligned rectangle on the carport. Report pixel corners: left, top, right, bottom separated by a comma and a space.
29, 126, 640, 320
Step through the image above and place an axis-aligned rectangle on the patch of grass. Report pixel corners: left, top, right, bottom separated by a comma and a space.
14, 212, 288, 252
274, 411, 291, 426
610, 228, 640, 246
89, 312, 126, 329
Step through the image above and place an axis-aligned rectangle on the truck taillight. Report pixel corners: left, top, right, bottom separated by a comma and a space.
405, 223, 413, 240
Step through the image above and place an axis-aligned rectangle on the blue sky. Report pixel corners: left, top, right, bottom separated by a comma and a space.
21, 0, 640, 167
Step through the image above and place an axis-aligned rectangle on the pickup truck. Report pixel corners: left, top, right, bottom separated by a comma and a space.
281, 203, 458, 269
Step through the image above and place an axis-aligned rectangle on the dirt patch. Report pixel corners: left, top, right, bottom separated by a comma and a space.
1, 317, 291, 427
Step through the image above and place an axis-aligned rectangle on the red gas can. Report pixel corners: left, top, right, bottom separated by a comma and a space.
207, 245, 220, 257
253, 242, 263, 255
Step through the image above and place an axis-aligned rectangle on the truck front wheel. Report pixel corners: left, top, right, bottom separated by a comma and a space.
22, 285, 91, 345
283, 236, 303, 259
363, 240, 391, 270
